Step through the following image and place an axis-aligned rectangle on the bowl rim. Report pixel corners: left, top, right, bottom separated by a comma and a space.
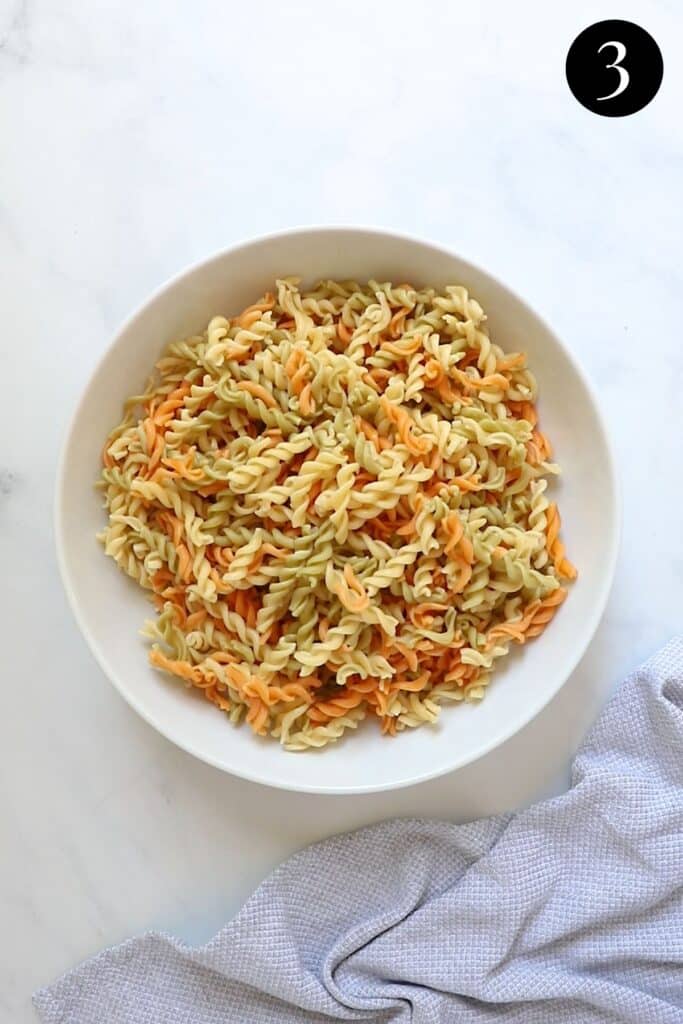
54, 224, 621, 794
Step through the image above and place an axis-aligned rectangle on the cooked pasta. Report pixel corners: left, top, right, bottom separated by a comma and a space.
98, 278, 576, 750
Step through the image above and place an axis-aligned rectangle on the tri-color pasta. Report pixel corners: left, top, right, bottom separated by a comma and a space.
98, 278, 576, 750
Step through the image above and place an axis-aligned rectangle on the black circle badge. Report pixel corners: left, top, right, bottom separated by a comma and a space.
566, 20, 663, 116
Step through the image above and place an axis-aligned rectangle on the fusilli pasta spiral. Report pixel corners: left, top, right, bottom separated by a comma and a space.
98, 278, 576, 750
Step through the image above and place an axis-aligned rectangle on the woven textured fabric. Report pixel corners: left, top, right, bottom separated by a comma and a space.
34, 639, 683, 1023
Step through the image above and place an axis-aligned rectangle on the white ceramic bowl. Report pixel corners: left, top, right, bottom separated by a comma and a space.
56, 227, 619, 794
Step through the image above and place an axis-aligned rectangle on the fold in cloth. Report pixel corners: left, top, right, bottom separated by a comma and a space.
34, 639, 683, 1023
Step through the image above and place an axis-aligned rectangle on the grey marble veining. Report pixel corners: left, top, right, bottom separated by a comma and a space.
1, 1, 682, 1021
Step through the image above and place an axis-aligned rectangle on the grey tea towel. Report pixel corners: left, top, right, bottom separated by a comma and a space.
34, 639, 683, 1023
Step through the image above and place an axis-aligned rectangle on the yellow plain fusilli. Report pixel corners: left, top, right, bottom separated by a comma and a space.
98, 278, 576, 750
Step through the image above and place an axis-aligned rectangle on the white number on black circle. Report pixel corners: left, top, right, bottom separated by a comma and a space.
597, 41, 629, 100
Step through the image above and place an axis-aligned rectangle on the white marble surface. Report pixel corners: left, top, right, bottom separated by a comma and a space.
2, 0, 682, 1018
